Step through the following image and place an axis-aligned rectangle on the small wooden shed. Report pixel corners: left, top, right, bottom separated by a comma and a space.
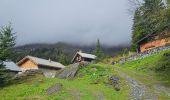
72, 51, 97, 63
17, 56, 65, 77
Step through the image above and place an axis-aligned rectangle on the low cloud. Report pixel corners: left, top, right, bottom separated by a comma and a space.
0, 0, 132, 46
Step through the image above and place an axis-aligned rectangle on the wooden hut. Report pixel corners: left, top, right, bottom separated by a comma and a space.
72, 51, 97, 63
17, 56, 65, 77
137, 32, 170, 52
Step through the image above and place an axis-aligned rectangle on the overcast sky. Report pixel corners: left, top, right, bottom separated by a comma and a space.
0, 0, 133, 46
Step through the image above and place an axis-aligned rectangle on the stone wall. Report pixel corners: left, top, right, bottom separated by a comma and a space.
140, 32, 170, 52
38, 67, 60, 78
119, 45, 170, 63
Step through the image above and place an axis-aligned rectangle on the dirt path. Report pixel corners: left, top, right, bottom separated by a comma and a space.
115, 69, 158, 100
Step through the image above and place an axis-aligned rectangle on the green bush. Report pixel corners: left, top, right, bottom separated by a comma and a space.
78, 64, 113, 84
155, 51, 170, 71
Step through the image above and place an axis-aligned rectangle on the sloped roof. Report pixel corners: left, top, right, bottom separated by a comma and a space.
17, 56, 65, 69
72, 51, 97, 62
4, 61, 21, 72
78, 52, 97, 59
136, 34, 152, 44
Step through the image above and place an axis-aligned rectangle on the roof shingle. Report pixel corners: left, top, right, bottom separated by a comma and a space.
18, 56, 65, 69
4, 61, 21, 72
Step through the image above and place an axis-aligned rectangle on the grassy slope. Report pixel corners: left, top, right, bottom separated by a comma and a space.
115, 50, 170, 99
0, 64, 129, 100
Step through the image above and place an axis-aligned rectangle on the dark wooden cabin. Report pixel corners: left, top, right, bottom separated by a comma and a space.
72, 51, 97, 63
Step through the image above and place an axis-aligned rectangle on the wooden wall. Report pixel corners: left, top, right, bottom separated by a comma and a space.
73, 54, 82, 63
140, 36, 170, 52
18, 59, 38, 71
73, 54, 95, 63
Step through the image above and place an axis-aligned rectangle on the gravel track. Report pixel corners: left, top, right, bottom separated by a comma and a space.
116, 69, 158, 100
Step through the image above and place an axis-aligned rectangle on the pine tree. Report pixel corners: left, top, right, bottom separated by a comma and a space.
131, 0, 165, 51
131, 8, 144, 51
167, 0, 170, 5
95, 39, 103, 60
0, 24, 16, 86
166, 0, 170, 31
59, 52, 67, 65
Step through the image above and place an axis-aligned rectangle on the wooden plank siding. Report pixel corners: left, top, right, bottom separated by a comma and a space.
18, 59, 38, 71
73, 54, 82, 63
140, 36, 170, 52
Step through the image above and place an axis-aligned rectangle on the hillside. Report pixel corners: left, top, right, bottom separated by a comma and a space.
115, 49, 170, 99
0, 64, 129, 100
1, 50, 170, 99
11, 42, 129, 64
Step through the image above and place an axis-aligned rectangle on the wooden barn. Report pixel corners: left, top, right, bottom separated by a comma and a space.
17, 56, 65, 78
72, 50, 97, 63
137, 31, 170, 52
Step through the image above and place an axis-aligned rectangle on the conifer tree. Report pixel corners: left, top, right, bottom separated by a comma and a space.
0, 24, 16, 86
167, 0, 170, 5
59, 52, 67, 65
131, 0, 165, 51
95, 39, 103, 60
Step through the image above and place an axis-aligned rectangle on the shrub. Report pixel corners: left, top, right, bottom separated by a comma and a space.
155, 51, 170, 71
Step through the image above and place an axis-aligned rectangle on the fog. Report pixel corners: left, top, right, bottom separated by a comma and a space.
0, 0, 133, 46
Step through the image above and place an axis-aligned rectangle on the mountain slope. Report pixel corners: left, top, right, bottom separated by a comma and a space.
115, 49, 170, 99
0, 64, 129, 100
11, 42, 129, 64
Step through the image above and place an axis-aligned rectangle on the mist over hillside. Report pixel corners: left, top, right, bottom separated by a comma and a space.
12, 42, 130, 64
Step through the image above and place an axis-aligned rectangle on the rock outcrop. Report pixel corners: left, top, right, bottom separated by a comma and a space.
55, 62, 90, 79
14, 69, 43, 80
108, 75, 120, 91
55, 63, 80, 79
46, 83, 63, 95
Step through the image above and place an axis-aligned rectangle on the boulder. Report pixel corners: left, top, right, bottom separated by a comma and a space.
108, 75, 120, 91
111, 62, 116, 65
14, 69, 43, 80
46, 83, 62, 95
55, 62, 91, 79
25, 69, 43, 75
56, 63, 80, 79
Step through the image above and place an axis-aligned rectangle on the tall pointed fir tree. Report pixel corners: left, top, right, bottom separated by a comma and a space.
166, 0, 170, 31
59, 52, 67, 65
95, 39, 103, 61
0, 24, 16, 86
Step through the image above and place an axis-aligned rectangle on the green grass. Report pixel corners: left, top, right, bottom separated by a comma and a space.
115, 50, 170, 99
0, 64, 129, 100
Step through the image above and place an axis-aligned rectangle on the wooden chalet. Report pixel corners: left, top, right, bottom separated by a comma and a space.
137, 31, 170, 52
17, 56, 65, 77
72, 50, 97, 63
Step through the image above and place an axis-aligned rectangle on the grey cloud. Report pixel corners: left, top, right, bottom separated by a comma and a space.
0, 0, 132, 46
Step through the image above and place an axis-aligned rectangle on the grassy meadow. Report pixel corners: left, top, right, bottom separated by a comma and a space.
0, 64, 129, 100
115, 50, 170, 99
